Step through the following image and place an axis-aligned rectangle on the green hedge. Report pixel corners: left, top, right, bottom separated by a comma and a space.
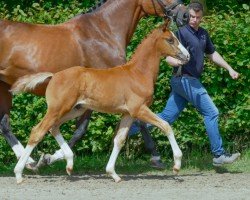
0, 2, 249, 163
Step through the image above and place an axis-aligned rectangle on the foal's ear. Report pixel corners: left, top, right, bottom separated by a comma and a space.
162, 18, 171, 31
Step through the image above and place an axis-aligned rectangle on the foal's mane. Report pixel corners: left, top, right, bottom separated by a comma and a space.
129, 27, 163, 62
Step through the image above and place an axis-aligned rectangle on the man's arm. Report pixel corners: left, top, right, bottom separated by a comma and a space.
207, 51, 239, 79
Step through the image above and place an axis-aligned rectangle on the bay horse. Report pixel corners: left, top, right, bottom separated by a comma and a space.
0, 0, 188, 168
12, 22, 190, 184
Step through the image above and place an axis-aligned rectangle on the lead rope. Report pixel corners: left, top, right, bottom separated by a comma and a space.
175, 29, 183, 76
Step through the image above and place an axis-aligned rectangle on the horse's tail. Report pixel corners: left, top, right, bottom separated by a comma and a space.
11, 72, 54, 94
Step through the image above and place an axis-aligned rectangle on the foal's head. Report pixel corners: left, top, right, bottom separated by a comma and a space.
154, 22, 190, 64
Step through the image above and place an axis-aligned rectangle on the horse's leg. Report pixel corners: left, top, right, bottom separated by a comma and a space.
0, 82, 36, 168
136, 105, 182, 174
106, 114, 133, 182
36, 110, 93, 167
69, 109, 93, 147
14, 109, 59, 184
0, 115, 36, 167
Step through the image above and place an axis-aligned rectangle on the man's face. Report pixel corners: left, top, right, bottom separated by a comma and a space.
188, 9, 203, 30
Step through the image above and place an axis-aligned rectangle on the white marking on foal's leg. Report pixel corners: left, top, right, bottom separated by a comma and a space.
167, 131, 182, 174
47, 149, 65, 164
106, 138, 123, 183
106, 115, 133, 182
14, 145, 35, 184
136, 106, 182, 174
54, 134, 74, 175
12, 142, 36, 164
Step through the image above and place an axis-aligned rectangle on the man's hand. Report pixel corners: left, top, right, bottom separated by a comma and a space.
166, 57, 185, 67
229, 69, 239, 79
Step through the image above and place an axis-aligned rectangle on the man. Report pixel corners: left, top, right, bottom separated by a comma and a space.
129, 1, 240, 166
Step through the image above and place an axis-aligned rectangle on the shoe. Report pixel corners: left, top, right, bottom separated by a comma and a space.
151, 159, 166, 170
213, 152, 240, 167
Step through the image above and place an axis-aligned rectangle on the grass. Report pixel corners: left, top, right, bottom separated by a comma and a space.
0, 150, 249, 177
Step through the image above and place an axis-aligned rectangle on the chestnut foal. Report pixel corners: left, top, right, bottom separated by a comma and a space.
11, 23, 189, 184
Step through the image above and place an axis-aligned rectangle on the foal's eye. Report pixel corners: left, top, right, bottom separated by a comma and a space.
166, 38, 174, 44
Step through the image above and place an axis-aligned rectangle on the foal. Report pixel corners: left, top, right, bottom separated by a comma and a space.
12, 24, 190, 184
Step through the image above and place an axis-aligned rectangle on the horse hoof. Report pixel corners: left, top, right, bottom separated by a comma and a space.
25, 162, 38, 172
35, 153, 46, 169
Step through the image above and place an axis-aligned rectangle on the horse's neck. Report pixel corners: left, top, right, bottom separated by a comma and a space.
78, 0, 144, 46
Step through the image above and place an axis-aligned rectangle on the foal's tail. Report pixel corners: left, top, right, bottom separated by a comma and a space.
11, 72, 54, 94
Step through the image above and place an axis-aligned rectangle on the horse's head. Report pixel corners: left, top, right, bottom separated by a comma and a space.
141, 0, 189, 27
155, 21, 190, 64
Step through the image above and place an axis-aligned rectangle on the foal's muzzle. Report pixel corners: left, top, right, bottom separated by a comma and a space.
177, 52, 190, 64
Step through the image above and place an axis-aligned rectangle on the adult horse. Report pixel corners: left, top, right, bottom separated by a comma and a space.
12, 22, 190, 183
0, 0, 188, 168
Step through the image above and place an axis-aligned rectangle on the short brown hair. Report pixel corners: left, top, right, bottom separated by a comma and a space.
188, 1, 204, 12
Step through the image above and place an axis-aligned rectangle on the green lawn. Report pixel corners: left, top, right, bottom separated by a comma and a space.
0, 150, 249, 177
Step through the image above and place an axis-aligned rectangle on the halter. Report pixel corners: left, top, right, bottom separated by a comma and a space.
157, 0, 183, 17
152, 0, 188, 27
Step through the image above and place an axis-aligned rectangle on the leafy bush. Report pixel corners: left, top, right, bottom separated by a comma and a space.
0, 2, 249, 163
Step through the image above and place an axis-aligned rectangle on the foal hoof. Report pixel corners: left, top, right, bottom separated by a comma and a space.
16, 177, 24, 184
114, 177, 122, 183
15, 173, 24, 184
173, 166, 180, 175
111, 174, 122, 183
66, 167, 73, 176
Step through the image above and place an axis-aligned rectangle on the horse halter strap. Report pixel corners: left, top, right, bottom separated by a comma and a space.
156, 0, 183, 19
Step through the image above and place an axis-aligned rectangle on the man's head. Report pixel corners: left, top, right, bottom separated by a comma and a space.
188, 2, 204, 30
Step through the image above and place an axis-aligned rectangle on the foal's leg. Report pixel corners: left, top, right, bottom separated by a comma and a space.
136, 106, 182, 174
38, 110, 93, 167
106, 114, 134, 182
51, 127, 74, 175
14, 111, 58, 184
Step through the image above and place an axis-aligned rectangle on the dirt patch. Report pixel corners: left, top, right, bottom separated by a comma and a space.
0, 171, 250, 200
